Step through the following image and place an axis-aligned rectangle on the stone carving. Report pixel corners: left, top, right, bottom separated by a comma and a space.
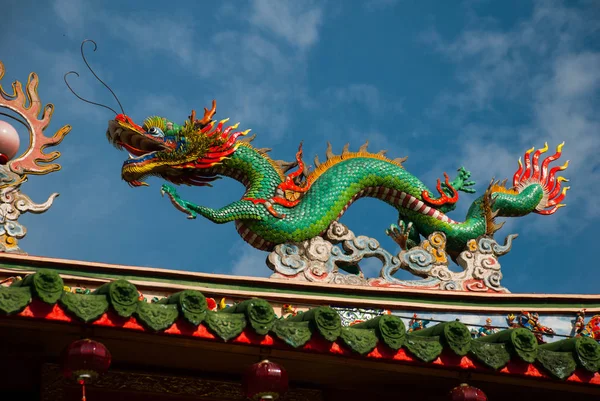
333, 307, 390, 326
268, 221, 516, 293
0, 166, 59, 253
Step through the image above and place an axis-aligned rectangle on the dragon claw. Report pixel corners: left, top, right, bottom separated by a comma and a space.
386, 221, 413, 250
445, 167, 476, 194
161, 183, 177, 197
160, 183, 198, 218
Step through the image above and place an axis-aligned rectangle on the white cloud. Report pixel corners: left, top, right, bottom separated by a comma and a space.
360, 257, 383, 278
364, 0, 400, 10
8, 40, 109, 122
424, 0, 600, 233
229, 243, 271, 277
224, 79, 291, 137
460, 141, 517, 184
105, 15, 196, 67
53, 0, 85, 32
130, 94, 188, 124
67, 173, 126, 222
249, 0, 323, 50
553, 53, 600, 98
327, 84, 403, 116
240, 34, 294, 76
525, 52, 600, 222
96, 4, 322, 143
423, 28, 526, 115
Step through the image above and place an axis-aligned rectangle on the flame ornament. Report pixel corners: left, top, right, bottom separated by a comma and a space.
0, 61, 71, 253
513, 142, 569, 215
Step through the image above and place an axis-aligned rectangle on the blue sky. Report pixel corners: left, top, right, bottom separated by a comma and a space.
1, 0, 599, 294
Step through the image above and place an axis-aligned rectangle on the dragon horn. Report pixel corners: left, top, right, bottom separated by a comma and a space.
198, 100, 217, 126
189, 100, 217, 128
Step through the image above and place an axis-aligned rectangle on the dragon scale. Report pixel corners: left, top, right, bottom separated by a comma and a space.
105, 101, 569, 256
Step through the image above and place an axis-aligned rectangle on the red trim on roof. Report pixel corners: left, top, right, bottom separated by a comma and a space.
4, 300, 599, 386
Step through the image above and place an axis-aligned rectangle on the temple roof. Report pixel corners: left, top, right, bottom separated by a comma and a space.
1, 253, 599, 392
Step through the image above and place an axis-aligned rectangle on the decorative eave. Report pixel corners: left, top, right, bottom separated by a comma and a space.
0, 255, 599, 388
0, 253, 599, 313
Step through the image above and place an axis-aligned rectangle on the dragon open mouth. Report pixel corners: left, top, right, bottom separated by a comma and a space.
106, 116, 177, 187
106, 119, 170, 157
104, 101, 229, 188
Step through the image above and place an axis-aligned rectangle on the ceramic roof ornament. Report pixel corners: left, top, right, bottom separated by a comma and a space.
0, 61, 71, 254
0, 120, 20, 164
67, 41, 569, 292
104, 96, 568, 292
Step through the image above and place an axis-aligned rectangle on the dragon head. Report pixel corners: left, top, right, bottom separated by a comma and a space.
106, 100, 247, 187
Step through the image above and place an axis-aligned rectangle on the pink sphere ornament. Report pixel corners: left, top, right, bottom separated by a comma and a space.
0, 120, 20, 163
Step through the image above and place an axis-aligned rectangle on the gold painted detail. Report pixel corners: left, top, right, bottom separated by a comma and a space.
142, 116, 167, 131
467, 239, 477, 252
490, 183, 518, 195
422, 232, 447, 264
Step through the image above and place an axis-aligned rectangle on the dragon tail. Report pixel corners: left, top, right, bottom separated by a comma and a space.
512, 142, 569, 215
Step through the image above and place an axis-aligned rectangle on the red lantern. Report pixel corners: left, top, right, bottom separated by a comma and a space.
61, 339, 111, 401
242, 360, 289, 401
449, 383, 487, 401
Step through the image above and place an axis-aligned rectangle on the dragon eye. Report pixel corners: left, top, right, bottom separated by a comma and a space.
148, 127, 164, 137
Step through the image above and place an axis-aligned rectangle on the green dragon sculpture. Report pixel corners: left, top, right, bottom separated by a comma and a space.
106, 100, 569, 256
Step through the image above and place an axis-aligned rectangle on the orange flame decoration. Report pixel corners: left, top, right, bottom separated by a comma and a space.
0, 61, 71, 176
273, 143, 311, 200
176, 119, 250, 171
421, 172, 459, 206
512, 142, 569, 215
168, 101, 250, 187
243, 143, 312, 218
